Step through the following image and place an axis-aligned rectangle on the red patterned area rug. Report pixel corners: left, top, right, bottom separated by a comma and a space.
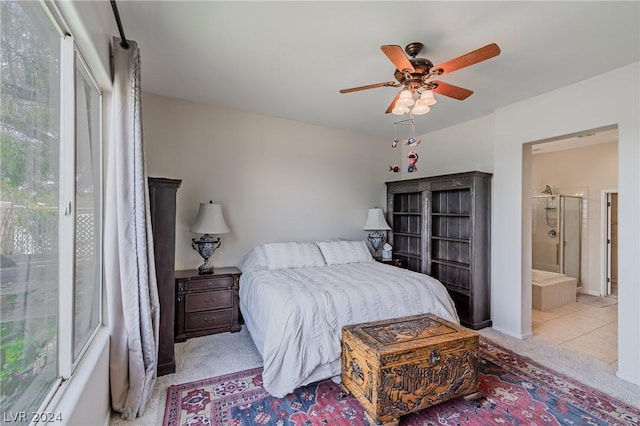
163, 339, 640, 425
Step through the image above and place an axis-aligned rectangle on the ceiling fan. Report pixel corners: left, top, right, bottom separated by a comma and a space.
339, 42, 501, 115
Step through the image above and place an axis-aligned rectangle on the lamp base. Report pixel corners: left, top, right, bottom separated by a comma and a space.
192, 234, 221, 275
198, 260, 214, 275
367, 231, 385, 257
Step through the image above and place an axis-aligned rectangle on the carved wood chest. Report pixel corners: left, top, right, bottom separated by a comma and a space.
341, 313, 479, 425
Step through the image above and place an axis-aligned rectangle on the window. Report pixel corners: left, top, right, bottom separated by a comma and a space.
73, 52, 102, 363
0, 0, 103, 416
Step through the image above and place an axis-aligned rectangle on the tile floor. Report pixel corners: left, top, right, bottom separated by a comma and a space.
532, 300, 618, 366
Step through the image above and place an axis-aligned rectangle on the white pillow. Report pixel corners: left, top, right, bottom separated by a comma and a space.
238, 246, 268, 272
262, 242, 326, 270
316, 240, 373, 265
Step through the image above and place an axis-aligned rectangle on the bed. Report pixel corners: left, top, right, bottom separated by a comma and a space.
238, 240, 459, 398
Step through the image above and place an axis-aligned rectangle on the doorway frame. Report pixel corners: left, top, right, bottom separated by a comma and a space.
600, 189, 618, 296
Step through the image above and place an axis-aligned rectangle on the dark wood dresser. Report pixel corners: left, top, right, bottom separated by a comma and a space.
175, 267, 242, 341
148, 177, 182, 376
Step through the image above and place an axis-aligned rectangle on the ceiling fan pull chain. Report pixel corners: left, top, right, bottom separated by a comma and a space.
410, 113, 416, 139
393, 122, 398, 146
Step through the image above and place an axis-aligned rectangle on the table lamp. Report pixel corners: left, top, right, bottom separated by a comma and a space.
364, 207, 391, 258
191, 201, 230, 274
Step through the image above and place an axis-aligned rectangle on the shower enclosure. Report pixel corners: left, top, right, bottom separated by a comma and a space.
532, 194, 582, 284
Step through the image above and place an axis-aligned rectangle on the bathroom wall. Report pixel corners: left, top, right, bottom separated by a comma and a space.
531, 140, 618, 295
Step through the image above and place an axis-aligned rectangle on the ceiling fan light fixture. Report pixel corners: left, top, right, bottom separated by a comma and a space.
419, 90, 437, 106
396, 90, 415, 107
391, 105, 410, 115
411, 103, 430, 115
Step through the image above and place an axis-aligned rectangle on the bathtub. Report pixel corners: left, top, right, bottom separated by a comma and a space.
532, 269, 577, 311
532, 269, 563, 281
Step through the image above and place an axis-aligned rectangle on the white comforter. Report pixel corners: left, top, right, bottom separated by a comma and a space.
239, 261, 459, 397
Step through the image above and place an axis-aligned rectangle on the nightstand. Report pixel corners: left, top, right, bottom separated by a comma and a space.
175, 267, 241, 342
375, 257, 402, 267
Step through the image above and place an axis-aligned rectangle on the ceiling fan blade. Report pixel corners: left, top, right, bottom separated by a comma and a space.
339, 81, 401, 94
380, 45, 415, 73
430, 81, 474, 100
432, 43, 500, 76
385, 90, 402, 114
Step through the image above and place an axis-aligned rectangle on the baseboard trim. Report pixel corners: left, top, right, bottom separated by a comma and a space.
490, 325, 527, 340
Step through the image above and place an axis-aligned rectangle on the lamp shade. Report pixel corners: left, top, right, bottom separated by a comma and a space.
190, 201, 230, 234
363, 208, 391, 231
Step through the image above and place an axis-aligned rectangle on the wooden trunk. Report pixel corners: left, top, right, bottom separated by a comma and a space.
341, 313, 479, 425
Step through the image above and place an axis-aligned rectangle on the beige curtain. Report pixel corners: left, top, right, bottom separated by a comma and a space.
105, 37, 159, 420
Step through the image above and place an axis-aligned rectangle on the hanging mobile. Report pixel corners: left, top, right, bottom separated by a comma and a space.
392, 115, 413, 148
391, 114, 423, 147
389, 113, 422, 173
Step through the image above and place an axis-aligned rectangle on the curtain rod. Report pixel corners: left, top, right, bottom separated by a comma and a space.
110, 0, 130, 49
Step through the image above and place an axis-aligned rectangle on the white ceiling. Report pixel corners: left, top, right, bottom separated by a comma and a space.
115, 1, 639, 138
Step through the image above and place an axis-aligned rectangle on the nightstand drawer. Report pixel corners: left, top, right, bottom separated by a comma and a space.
185, 309, 233, 331
185, 290, 232, 312
186, 276, 233, 291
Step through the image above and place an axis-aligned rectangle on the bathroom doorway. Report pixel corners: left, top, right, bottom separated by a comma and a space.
528, 126, 619, 365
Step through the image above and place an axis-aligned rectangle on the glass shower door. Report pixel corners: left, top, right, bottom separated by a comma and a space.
532, 195, 560, 272
561, 196, 582, 285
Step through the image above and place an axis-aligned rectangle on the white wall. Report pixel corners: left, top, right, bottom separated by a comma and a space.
492, 63, 639, 385
531, 142, 618, 295
52, 331, 110, 426
389, 115, 494, 179
142, 93, 390, 270
56, 0, 112, 89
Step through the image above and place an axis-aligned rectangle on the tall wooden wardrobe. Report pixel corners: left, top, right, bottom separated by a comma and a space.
386, 171, 491, 329
148, 177, 182, 376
